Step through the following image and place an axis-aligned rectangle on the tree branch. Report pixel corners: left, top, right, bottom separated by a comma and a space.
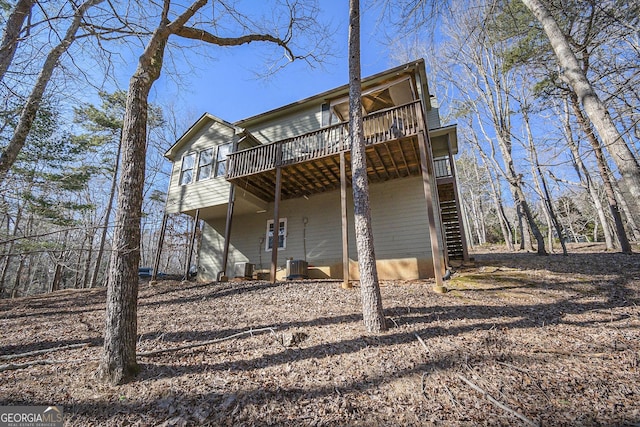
172, 26, 298, 61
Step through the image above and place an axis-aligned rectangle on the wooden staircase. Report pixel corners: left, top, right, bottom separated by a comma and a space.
438, 183, 465, 260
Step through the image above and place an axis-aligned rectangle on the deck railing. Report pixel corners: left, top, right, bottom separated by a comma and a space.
433, 157, 452, 179
226, 100, 424, 180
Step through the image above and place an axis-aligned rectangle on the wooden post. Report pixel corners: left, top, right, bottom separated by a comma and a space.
219, 184, 236, 281
340, 151, 351, 288
150, 213, 168, 283
270, 167, 282, 284
416, 118, 446, 292
270, 143, 283, 284
220, 137, 241, 281
183, 209, 199, 281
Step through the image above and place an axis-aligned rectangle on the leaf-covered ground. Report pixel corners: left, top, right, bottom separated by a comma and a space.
1, 243, 639, 426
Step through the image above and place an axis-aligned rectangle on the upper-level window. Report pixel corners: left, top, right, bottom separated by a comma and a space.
179, 153, 196, 185
196, 148, 214, 181
265, 218, 287, 251
215, 143, 232, 177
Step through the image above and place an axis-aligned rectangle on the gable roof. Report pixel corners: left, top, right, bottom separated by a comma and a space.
164, 113, 243, 161
234, 59, 432, 129
164, 59, 434, 160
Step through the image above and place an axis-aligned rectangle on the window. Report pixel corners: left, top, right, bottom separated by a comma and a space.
214, 143, 232, 177
179, 153, 196, 185
196, 148, 213, 181
265, 218, 287, 251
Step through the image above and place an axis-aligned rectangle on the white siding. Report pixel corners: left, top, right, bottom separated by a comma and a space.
165, 121, 238, 214
244, 103, 324, 144
197, 176, 437, 281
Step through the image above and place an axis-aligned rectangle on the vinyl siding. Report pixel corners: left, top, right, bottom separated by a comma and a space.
426, 107, 441, 130
243, 103, 324, 144
197, 176, 436, 281
165, 121, 238, 214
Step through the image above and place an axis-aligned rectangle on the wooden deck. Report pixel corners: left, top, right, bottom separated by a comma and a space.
225, 101, 451, 202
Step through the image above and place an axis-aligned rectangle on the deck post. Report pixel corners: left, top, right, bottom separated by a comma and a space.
340, 151, 351, 288
183, 209, 200, 281
270, 143, 283, 284
416, 124, 446, 292
220, 137, 242, 281
150, 213, 168, 283
220, 183, 236, 281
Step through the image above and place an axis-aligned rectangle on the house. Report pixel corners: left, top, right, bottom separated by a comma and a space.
162, 59, 468, 289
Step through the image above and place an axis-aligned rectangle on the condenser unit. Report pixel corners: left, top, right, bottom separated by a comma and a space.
234, 262, 254, 279
286, 259, 308, 279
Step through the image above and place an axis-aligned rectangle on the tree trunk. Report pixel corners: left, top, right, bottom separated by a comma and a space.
523, 109, 566, 255
0, 0, 104, 183
97, 25, 169, 385
612, 183, 640, 242
0, 0, 35, 82
90, 138, 122, 288
11, 255, 26, 298
0, 205, 23, 296
513, 186, 546, 255
521, 0, 640, 212
82, 229, 95, 288
561, 96, 614, 250
569, 94, 632, 253
348, 0, 386, 333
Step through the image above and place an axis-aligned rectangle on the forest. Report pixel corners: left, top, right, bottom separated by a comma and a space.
1, 0, 638, 299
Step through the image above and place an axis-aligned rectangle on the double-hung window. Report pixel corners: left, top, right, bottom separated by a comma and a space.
179, 153, 196, 185
214, 143, 232, 177
265, 218, 287, 251
196, 148, 214, 181
179, 142, 232, 185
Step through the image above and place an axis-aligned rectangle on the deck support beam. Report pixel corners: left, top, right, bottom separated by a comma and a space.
417, 130, 446, 292
151, 213, 168, 283
184, 209, 200, 281
219, 184, 236, 281
270, 166, 282, 283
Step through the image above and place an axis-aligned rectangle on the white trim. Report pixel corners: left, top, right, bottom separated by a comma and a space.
196, 148, 214, 182
179, 152, 196, 185
265, 218, 287, 251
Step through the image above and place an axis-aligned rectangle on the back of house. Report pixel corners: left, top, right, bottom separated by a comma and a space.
163, 59, 466, 282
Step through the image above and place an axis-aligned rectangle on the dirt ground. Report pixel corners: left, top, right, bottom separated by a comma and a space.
1, 243, 639, 426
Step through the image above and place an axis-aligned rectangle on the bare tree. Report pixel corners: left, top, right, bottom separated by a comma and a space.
521, 104, 567, 255
97, 0, 329, 384
0, 0, 35, 81
439, 2, 547, 254
0, 0, 105, 182
558, 96, 614, 250
567, 93, 632, 253
519, 0, 640, 212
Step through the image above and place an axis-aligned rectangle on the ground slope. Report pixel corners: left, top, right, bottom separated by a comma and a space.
1, 244, 639, 426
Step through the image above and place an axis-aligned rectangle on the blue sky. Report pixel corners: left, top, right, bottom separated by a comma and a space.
148, 1, 403, 125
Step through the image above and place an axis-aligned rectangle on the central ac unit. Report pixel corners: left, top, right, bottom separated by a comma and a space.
234, 262, 254, 279
286, 259, 308, 279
